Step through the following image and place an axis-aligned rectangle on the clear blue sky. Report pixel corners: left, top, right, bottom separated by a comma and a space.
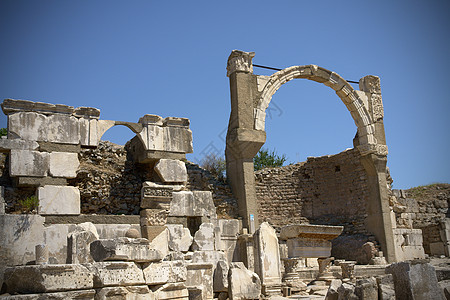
0, 1, 448, 189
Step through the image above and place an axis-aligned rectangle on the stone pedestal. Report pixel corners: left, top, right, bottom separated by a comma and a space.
280, 224, 343, 261
317, 257, 334, 282
340, 261, 356, 280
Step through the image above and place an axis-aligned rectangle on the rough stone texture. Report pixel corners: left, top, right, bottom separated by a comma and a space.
95, 285, 152, 300
0, 185, 4, 214
0, 138, 39, 151
90, 237, 163, 262
185, 162, 238, 219
228, 262, 261, 300
392, 184, 450, 255
325, 279, 341, 300
393, 228, 426, 261
150, 282, 189, 300
87, 262, 145, 288
186, 263, 214, 300
49, 152, 79, 178
142, 261, 187, 285
169, 191, 216, 219
7, 111, 80, 144
9, 150, 49, 177
192, 222, 215, 251
337, 282, 358, 300
67, 222, 99, 264
214, 260, 229, 293
254, 222, 281, 286
354, 277, 378, 299
0, 214, 46, 267
376, 274, 396, 300
3, 264, 93, 293
37, 185, 80, 215
255, 149, 370, 235
386, 260, 445, 300
0, 289, 96, 299
154, 159, 187, 183
166, 224, 193, 252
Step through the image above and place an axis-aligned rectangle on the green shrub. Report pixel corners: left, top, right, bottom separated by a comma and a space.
19, 196, 39, 213
253, 148, 287, 171
0, 128, 6, 138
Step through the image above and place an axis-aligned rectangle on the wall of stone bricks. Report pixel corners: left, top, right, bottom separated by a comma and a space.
391, 185, 450, 254
254, 148, 370, 235
1, 140, 238, 218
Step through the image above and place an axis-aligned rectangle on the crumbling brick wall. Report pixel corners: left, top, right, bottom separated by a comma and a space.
255, 148, 370, 234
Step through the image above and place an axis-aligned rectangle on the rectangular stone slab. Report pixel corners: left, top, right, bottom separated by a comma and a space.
3, 264, 93, 294
90, 237, 164, 262
142, 261, 187, 285
287, 238, 332, 258
87, 262, 145, 287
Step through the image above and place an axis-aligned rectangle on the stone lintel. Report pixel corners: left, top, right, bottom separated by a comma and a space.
16, 177, 68, 187
38, 141, 81, 153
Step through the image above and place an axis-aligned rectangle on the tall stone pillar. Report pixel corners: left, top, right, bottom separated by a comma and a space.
225, 50, 265, 229
358, 75, 398, 263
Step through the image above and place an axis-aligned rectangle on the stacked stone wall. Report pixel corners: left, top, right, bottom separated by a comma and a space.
255, 148, 370, 235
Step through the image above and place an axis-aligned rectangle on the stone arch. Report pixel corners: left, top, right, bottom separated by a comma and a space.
254, 65, 376, 153
95, 120, 145, 146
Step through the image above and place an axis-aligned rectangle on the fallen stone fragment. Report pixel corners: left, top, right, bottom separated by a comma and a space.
3, 264, 93, 294
142, 260, 187, 285
86, 261, 145, 288
90, 237, 163, 262
228, 262, 261, 300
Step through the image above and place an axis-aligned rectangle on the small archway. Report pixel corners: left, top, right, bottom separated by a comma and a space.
225, 50, 396, 262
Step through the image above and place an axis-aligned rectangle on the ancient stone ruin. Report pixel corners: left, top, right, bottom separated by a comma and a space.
0, 50, 448, 299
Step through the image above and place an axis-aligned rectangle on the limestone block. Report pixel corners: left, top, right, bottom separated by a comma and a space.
254, 222, 282, 285
163, 117, 190, 127
141, 182, 173, 209
95, 285, 152, 300
186, 263, 214, 300
154, 159, 187, 183
192, 250, 227, 266
376, 274, 396, 300
386, 260, 445, 300
90, 237, 164, 263
8, 112, 46, 141
218, 219, 241, 237
163, 126, 193, 153
228, 262, 261, 300
87, 262, 145, 287
325, 279, 341, 300
47, 114, 81, 144
355, 277, 378, 299
192, 191, 217, 219
166, 224, 193, 252
74, 106, 100, 118
336, 282, 357, 299
193, 223, 215, 251
37, 185, 80, 215
151, 283, 189, 300
149, 227, 170, 260
49, 152, 79, 178
67, 222, 99, 264
280, 224, 343, 240
287, 238, 332, 258
214, 260, 229, 293
143, 261, 187, 285
9, 150, 49, 177
3, 264, 93, 294
170, 191, 196, 216
140, 209, 168, 226
0, 290, 96, 299
0, 138, 39, 151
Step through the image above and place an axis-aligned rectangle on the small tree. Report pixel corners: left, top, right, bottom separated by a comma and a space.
253, 148, 287, 171
201, 153, 226, 181
0, 128, 6, 138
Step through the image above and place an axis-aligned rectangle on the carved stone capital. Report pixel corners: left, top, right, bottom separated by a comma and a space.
359, 75, 381, 94
227, 50, 255, 77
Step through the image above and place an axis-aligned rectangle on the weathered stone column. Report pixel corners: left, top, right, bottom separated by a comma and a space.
358, 75, 398, 263
225, 50, 265, 229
